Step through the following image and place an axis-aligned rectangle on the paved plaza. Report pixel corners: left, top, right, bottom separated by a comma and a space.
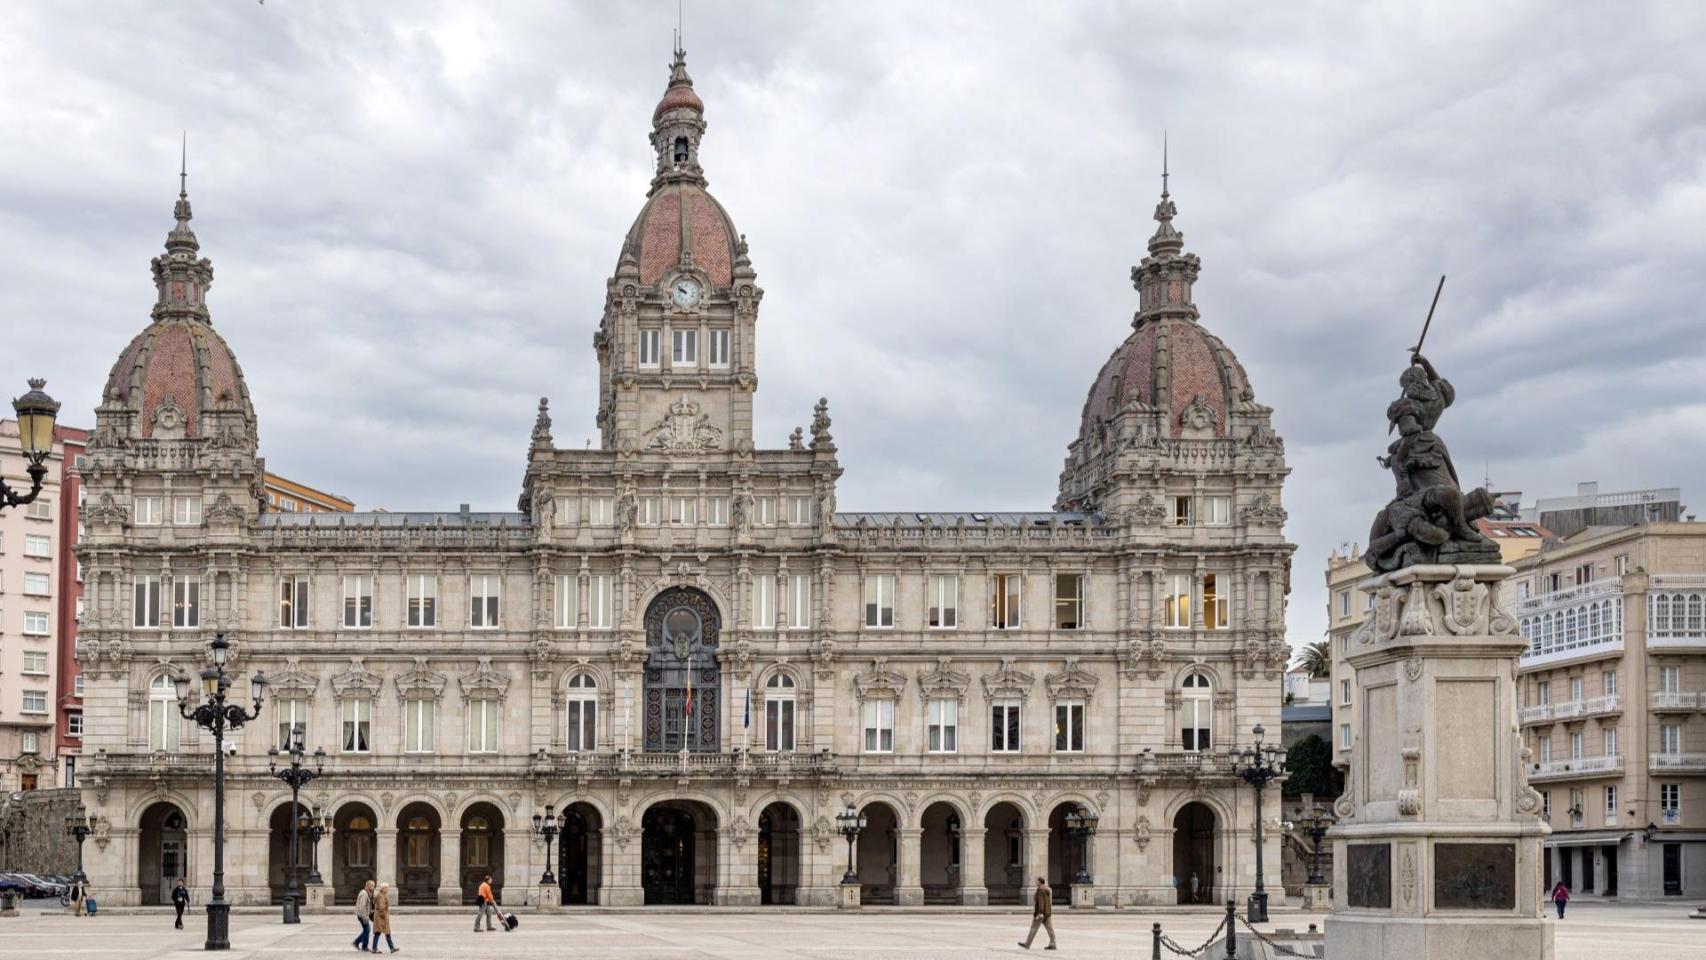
2, 901, 1699, 959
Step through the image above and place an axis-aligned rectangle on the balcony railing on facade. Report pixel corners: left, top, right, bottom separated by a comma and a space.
1527, 754, 1623, 781
1651, 691, 1702, 712
1648, 576, 1706, 649
1649, 753, 1706, 774
1518, 694, 1622, 726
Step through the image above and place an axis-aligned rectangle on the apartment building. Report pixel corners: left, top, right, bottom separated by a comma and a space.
0, 420, 65, 790
52, 427, 88, 790
1324, 547, 1372, 771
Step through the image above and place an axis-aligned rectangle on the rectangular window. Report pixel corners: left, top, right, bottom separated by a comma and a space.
1541, 790, 1551, 821
706, 497, 729, 525
150, 692, 180, 751
991, 573, 1022, 630
1570, 676, 1583, 701
670, 497, 696, 525
1604, 727, 1618, 757
555, 575, 578, 629
468, 699, 500, 753
1575, 563, 1593, 585
554, 497, 576, 526
1604, 785, 1618, 818
1660, 724, 1681, 755
765, 696, 795, 752
864, 574, 895, 628
785, 496, 812, 526
1181, 694, 1212, 751
404, 699, 435, 753
67, 713, 83, 738
24, 534, 50, 557
587, 497, 614, 526
342, 575, 373, 628
590, 574, 614, 629
1203, 573, 1228, 629
567, 694, 597, 753
1165, 574, 1192, 628
672, 328, 698, 364
22, 732, 38, 753
133, 575, 161, 628
708, 329, 730, 367
1517, 581, 1531, 601
73, 674, 83, 697
1054, 574, 1084, 630
927, 698, 958, 753
752, 497, 775, 525
1614, 554, 1628, 577
1054, 699, 1085, 752
406, 574, 438, 628
276, 699, 308, 750
134, 497, 162, 526
788, 574, 811, 629
469, 575, 500, 629
1340, 679, 1352, 705
1340, 723, 1352, 749
22, 690, 47, 713
639, 496, 662, 526
752, 575, 775, 630
1537, 680, 1550, 705
173, 496, 202, 525
23, 571, 49, 595
862, 699, 894, 753
24, 497, 50, 520
22, 651, 47, 674
1570, 731, 1583, 759
1661, 666, 1680, 694
1660, 783, 1680, 821
1172, 496, 1193, 526
341, 699, 371, 753
1540, 736, 1552, 763
638, 329, 660, 366
173, 577, 200, 629
1337, 590, 1350, 618
23, 610, 49, 635
279, 575, 310, 629
1603, 670, 1617, 697
991, 699, 1022, 753
927, 574, 958, 629
1203, 495, 1230, 526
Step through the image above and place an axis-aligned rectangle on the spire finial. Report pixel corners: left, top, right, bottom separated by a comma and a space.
1161, 131, 1169, 198
677, 0, 684, 53
179, 131, 188, 198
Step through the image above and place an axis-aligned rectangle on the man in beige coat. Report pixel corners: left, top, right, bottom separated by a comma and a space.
353, 880, 375, 951
1018, 876, 1057, 950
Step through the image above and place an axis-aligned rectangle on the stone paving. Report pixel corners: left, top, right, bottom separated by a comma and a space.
0, 900, 1696, 958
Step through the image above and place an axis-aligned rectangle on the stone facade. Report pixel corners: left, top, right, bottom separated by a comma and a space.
74, 48, 1292, 911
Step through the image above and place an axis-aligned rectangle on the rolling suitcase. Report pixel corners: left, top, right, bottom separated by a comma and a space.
504, 912, 519, 931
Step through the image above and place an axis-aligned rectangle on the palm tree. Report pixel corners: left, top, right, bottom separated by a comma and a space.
1299, 640, 1331, 679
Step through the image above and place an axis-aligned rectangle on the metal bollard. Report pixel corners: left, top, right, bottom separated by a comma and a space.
1225, 900, 1238, 958
1152, 921, 1162, 959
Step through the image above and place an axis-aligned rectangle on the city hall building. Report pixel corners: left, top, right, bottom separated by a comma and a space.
76, 49, 1293, 909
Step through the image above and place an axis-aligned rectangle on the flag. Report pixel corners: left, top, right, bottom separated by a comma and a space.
684, 667, 694, 720
743, 689, 751, 730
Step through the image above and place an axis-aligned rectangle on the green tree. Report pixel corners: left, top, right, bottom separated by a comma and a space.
1283, 734, 1340, 799
1298, 640, 1331, 679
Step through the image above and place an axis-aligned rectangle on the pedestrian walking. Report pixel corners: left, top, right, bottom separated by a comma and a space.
1017, 876, 1057, 951
370, 882, 398, 953
353, 880, 376, 951
66, 878, 86, 916
474, 875, 506, 932
1551, 881, 1570, 919
171, 878, 189, 930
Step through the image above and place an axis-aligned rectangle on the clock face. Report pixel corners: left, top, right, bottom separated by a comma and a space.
672, 279, 701, 307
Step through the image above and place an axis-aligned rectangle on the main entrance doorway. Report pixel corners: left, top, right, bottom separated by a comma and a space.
138, 802, 188, 905
757, 802, 800, 905
643, 588, 721, 753
641, 801, 717, 905
558, 803, 603, 905
1173, 803, 1216, 904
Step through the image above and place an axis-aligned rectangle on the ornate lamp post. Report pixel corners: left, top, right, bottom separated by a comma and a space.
1234, 723, 1284, 924
176, 633, 267, 951
835, 804, 867, 885
1298, 808, 1334, 887
267, 728, 324, 925
299, 806, 329, 885
532, 805, 566, 885
1063, 805, 1099, 885
63, 803, 98, 883
1, 379, 60, 513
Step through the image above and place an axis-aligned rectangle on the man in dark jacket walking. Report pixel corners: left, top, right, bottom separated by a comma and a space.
1018, 876, 1057, 950
171, 879, 189, 930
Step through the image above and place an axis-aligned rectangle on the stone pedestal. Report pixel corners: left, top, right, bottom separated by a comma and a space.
836, 882, 861, 910
1070, 882, 1097, 909
304, 884, 328, 914
535, 884, 560, 911
1326, 565, 1553, 960
1302, 882, 1331, 911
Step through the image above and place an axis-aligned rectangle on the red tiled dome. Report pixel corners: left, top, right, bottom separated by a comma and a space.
623, 182, 738, 287
653, 82, 704, 121
1079, 317, 1252, 440
102, 318, 251, 439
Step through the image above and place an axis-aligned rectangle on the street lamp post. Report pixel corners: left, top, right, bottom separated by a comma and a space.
176, 634, 267, 951
1062, 805, 1099, 886
532, 806, 565, 885
63, 803, 98, 884
1234, 723, 1284, 924
1, 379, 60, 513
1298, 809, 1333, 887
299, 807, 329, 886
267, 729, 324, 925
835, 804, 867, 885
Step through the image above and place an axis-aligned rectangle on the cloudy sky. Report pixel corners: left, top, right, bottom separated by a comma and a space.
3, 1, 1703, 649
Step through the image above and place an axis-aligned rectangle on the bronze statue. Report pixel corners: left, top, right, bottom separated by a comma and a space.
1364, 353, 1500, 572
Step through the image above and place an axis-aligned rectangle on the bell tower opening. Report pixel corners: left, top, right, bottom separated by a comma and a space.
673, 137, 690, 164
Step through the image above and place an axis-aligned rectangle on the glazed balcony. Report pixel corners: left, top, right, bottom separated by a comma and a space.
1648, 576, 1706, 650
1527, 754, 1623, 781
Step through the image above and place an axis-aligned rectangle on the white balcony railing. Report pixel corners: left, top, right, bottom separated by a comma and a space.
1519, 694, 1620, 726
1519, 704, 1553, 725
1649, 753, 1706, 774
1529, 755, 1623, 781
1651, 691, 1701, 711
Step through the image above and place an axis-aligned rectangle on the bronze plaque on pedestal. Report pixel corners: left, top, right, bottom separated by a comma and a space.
1433, 842, 1516, 909
1346, 843, 1392, 908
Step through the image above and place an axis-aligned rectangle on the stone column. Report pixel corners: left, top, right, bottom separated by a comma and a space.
895, 827, 924, 905
959, 827, 989, 905
1327, 564, 1552, 960
436, 830, 461, 906
1025, 827, 1051, 889
375, 828, 397, 892
715, 829, 761, 905
603, 825, 642, 906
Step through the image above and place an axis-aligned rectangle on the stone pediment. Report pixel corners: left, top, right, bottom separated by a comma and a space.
852, 657, 906, 703
916, 657, 970, 704
395, 656, 448, 700
982, 658, 1036, 701
1044, 658, 1099, 702
458, 657, 512, 701
270, 658, 320, 698
330, 657, 383, 698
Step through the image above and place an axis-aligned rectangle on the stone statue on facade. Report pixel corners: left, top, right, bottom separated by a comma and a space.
1363, 353, 1500, 573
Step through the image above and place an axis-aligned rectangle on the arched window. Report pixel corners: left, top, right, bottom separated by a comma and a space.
567, 674, 597, 753
673, 137, 690, 164
148, 675, 180, 752
1180, 672, 1212, 752
765, 673, 796, 752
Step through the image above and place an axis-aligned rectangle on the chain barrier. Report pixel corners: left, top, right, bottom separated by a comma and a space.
1155, 914, 1228, 957
1236, 915, 1320, 958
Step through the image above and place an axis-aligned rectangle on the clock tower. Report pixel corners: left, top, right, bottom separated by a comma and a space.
595, 45, 761, 454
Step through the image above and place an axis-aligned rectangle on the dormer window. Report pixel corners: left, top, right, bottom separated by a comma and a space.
673, 137, 689, 164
